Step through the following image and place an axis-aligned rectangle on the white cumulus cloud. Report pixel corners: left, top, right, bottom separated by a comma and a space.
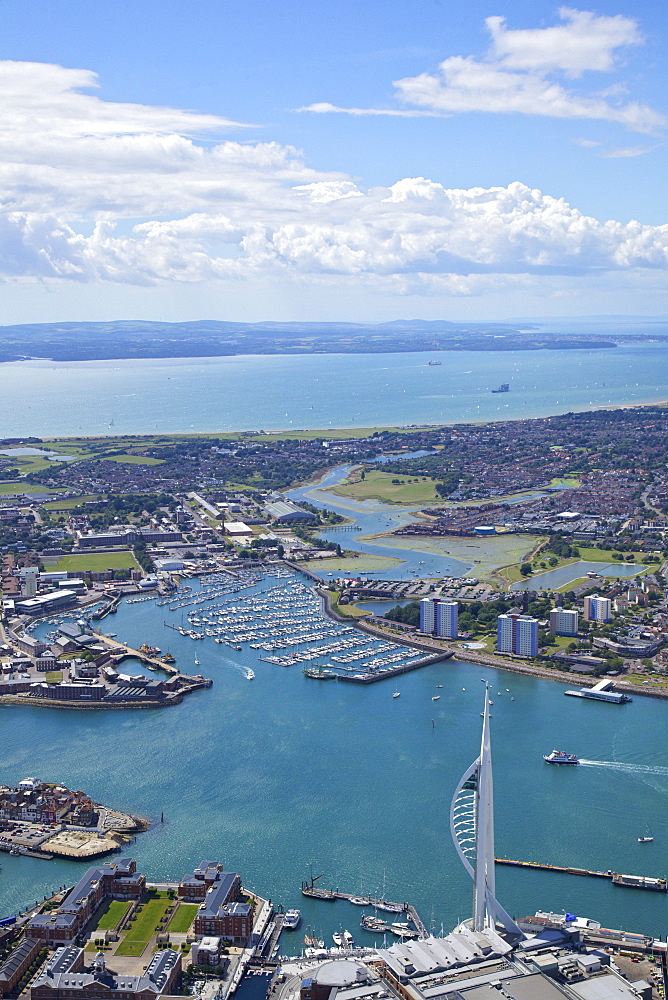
302, 7, 664, 133
0, 58, 667, 295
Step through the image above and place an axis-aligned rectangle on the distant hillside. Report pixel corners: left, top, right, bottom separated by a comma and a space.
0, 319, 622, 363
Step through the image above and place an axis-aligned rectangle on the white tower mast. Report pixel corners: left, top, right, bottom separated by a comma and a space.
450, 682, 524, 937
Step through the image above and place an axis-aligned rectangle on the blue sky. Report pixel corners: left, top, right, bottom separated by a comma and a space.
0, 0, 666, 323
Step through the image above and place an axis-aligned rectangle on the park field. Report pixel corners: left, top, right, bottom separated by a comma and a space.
43, 495, 100, 510
104, 455, 165, 465
0, 482, 63, 495
45, 552, 137, 572
331, 469, 440, 504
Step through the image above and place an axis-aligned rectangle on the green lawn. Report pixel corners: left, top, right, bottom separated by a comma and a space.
115, 894, 171, 957
332, 469, 439, 504
95, 900, 131, 931
47, 552, 137, 572
44, 495, 100, 510
167, 904, 198, 933
103, 455, 165, 465
576, 546, 647, 564
44, 671, 63, 683
0, 482, 61, 495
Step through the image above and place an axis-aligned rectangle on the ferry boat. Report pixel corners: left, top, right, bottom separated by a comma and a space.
544, 750, 579, 765
283, 908, 301, 929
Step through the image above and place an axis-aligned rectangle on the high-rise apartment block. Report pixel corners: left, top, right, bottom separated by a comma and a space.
584, 596, 612, 622
549, 608, 579, 636
420, 598, 458, 638
497, 613, 538, 657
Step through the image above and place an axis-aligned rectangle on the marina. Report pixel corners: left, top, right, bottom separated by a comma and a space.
3, 568, 668, 942
155, 569, 438, 685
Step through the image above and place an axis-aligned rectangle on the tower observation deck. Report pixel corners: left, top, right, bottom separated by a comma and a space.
449, 684, 524, 938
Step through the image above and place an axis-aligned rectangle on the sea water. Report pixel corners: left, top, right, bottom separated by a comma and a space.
1, 339, 668, 437
1, 572, 667, 942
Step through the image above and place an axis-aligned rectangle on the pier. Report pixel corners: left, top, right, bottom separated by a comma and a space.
92, 631, 180, 676
495, 857, 667, 892
301, 878, 427, 937
336, 651, 452, 684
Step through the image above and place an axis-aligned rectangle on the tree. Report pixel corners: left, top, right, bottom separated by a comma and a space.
520, 563, 532, 577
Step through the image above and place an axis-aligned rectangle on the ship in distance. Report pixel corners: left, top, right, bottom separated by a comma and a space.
492, 382, 510, 393
544, 749, 579, 765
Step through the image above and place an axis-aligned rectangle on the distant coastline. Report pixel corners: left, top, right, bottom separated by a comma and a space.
0, 318, 626, 364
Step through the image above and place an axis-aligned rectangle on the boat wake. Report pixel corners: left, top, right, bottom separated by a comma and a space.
221, 657, 255, 680
579, 759, 668, 777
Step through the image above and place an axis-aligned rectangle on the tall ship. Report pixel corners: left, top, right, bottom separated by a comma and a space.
492, 382, 509, 393
544, 749, 579, 765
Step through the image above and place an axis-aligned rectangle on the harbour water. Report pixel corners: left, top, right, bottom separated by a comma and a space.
2, 333, 668, 944
1, 337, 668, 437
2, 568, 668, 942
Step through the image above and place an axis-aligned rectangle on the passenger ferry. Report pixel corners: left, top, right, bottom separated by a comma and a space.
283, 908, 301, 929
544, 749, 579, 765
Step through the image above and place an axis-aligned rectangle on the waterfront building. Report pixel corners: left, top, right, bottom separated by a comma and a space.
419, 598, 458, 638
419, 597, 435, 634
191, 868, 252, 942
14, 590, 77, 616
584, 595, 612, 622
497, 613, 538, 656
549, 608, 579, 636
178, 860, 226, 901
26, 860, 145, 944
264, 500, 317, 523
435, 600, 458, 639
31, 946, 181, 1000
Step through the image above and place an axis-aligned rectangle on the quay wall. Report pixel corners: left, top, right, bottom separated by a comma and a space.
0, 693, 183, 710
315, 584, 668, 701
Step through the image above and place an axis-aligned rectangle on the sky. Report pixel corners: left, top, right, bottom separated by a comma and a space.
0, 0, 667, 324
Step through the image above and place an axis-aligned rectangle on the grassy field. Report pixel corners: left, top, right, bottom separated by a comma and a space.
331, 469, 439, 504
44, 671, 63, 683
115, 894, 171, 957
0, 482, 62, 495
46, 552, 137, 572
95, 900, 131, 931
576, 546, 648, 563
625, 673, 668, 688
43, 495, 100, 510
103, 455, 166, 465
167, 904, 198, 933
